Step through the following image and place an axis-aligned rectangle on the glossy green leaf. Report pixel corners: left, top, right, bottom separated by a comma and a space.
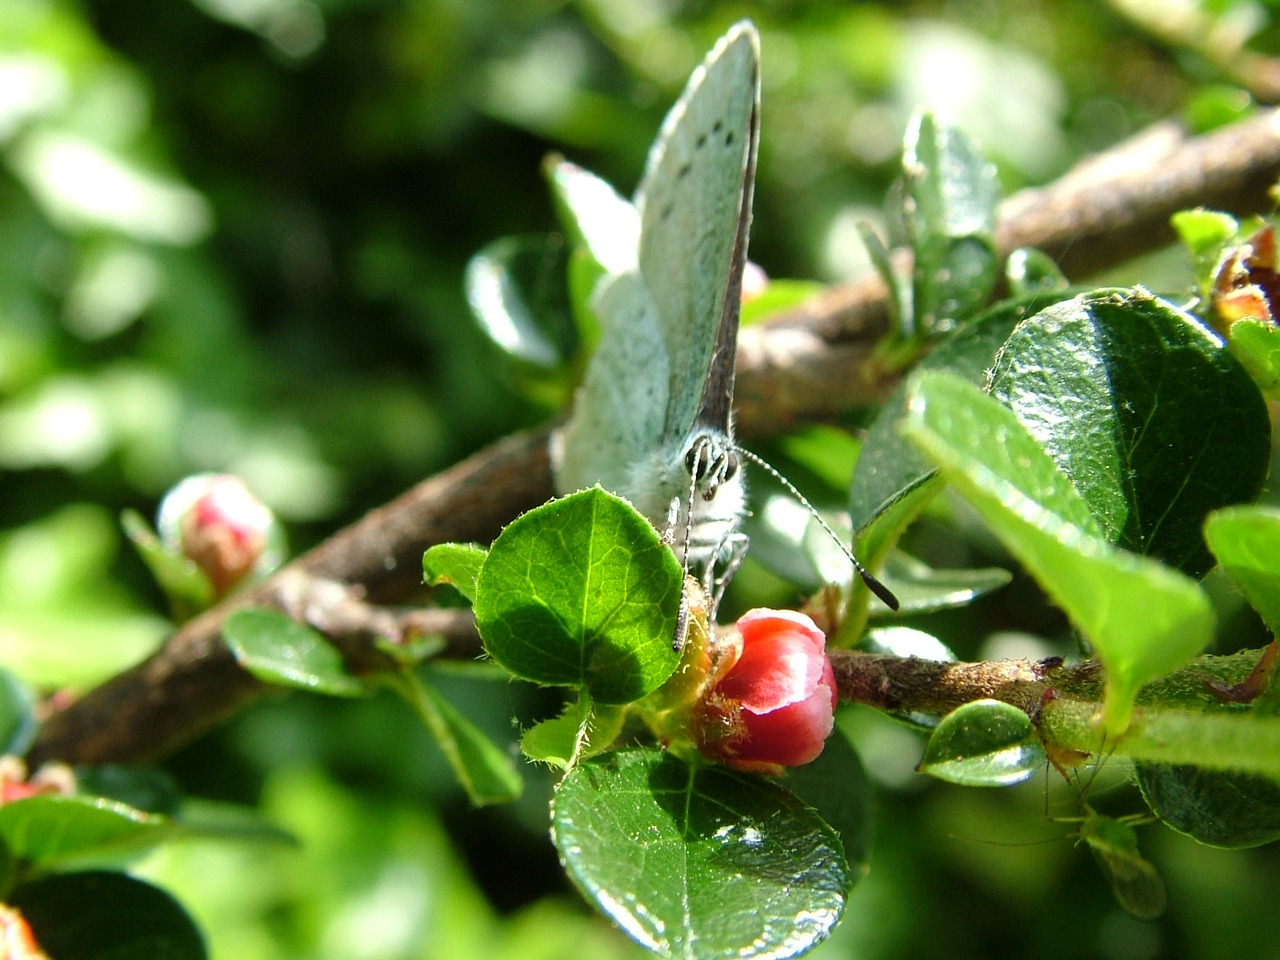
13, 870, 206, 960
857, 220, 907, 333
903, 371, 1215, 735
919, 699, 1044, 786
1136, 762, 1280, 848
120, 508, 213, 610
387, 670, 522, 806
1227, 318, 1280, 397
1204, 506, 1280, 633
223, 608, 366, 698
73, 765, 181, 816
874, 550, 1012, 615
0, 667, 36, 756
1171, 207, 1238, 295
552, 749, 848, 960
740, 279, 825, 325
463, 233, 575, 378
850, 289, 1074, 533
861, 626, 956, 662
474, 489, 682, 705
782, 728, 874, 889
988, 289, 1271, 578
903, 112, 1001, 334
422, 542, 487, 605
1005, 247, 1067, 296
0, 794, 170, 868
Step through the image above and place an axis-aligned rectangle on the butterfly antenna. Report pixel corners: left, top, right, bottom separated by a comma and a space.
736, 448, 899, 611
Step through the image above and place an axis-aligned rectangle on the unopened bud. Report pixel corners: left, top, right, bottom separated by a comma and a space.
158, 474, 278, 597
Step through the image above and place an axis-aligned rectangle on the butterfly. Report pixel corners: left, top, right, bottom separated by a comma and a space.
549, 21, 760, 605
549, 21, 897, 627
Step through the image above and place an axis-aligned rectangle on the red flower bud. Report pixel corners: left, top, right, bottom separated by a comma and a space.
692, 609, 837, 775
159, 474, 277, 597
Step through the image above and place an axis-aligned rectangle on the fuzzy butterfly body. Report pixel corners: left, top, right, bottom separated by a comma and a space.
550, 22, 760, 583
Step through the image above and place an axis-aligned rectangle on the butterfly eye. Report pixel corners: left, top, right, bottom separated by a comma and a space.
686, 439, 738, 496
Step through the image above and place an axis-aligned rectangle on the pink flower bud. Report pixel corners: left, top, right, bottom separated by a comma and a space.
692, 609, 837, 775
159, 474, 277, 597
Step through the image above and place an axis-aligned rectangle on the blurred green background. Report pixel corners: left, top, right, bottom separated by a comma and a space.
2, 0, 1279, 958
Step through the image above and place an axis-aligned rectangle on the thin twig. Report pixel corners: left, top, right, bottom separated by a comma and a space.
28, 108, 1280, 767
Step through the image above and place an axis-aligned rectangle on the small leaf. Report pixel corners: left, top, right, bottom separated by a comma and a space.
1172, 207, 1238, 295
474, 489, 681, 705
1136, 762, 1280, 848
388, 670, 522, 806
520, 700, 626, 769
12, 870, 207, 960
552, 749, 848, 959
919, 699, 1044, 786
1005, 247, 1067, 296
857, 221, 908, 334
121, 509, 213, 610
903, 372, 1215, 735
464, 233, 576, 380
73, 765, 181, 816
1226, 318, 1280, 397
1205, 505, 1280, 634
783, 729, 874, 889
874, 551, 1012, 616
223, 608, 365, 697
739, 278, 825, 325
422, 542, 487, 605
861, 626, 956, 662
903, 112, 1001, 333
850, 289, 1075, 533
988, 289, 1271, 578
0, 794, 171, 868
0, 668, 37, 756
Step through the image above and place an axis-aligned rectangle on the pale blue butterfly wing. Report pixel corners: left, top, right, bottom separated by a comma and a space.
636, 23, 759, 458
553, 21, 760, 578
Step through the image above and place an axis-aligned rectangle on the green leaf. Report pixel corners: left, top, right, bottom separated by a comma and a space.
463, 233, 576, 400
13, 870, 206, 960
874, 551, 1012, 616
1172, 207, 1238, 295
850, 289, 1074, 533
739, 279, 826, 325
861, 626, 956, 662
902, 371, 1215, 735
422, 542, 487, 605
988, 289, 1271, 578
782, 728, 874, 890
474, 489, 681, 705
552, 749, 848, 959
0, 668, 36, 756
857, 221, 908, 334
1136, 762, 1280, 848
918, 699, 1044, 786
520, 699, 626, 769
387, 670, 523, 807
223, 608, 366, 697
120, 509, 213, 611
903, 112, 1001, 334
0, 794, 171, 868
1005, 247, 1067, 296
73, 765, 181, 816
1226, 317, 1280, 397
1205, 506, 1280, 634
